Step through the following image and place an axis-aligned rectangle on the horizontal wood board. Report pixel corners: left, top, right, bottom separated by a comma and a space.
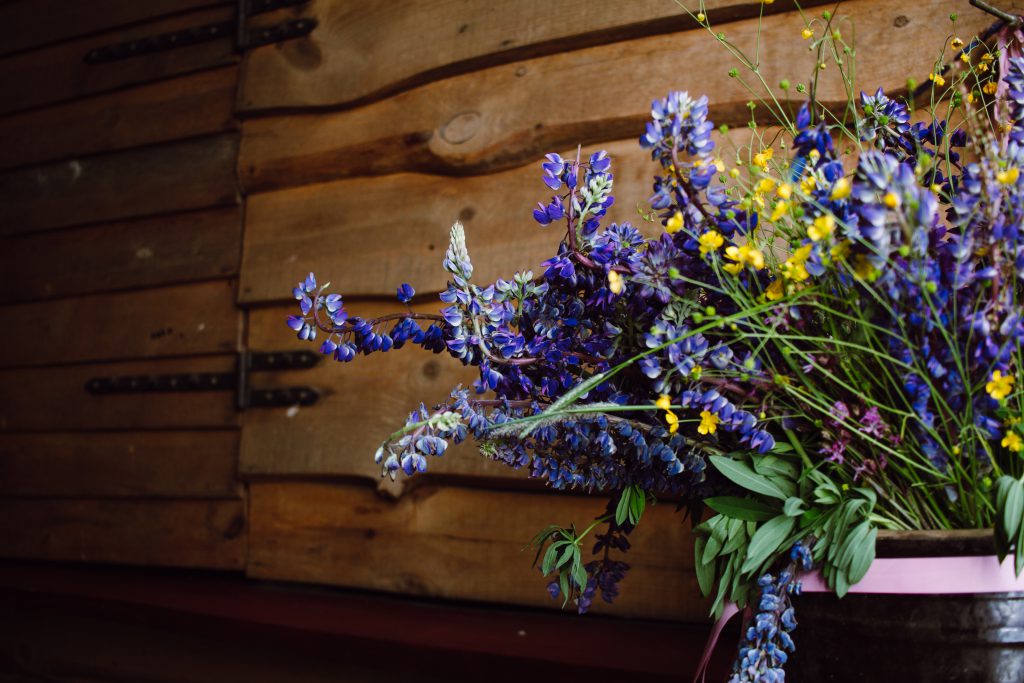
237, 0, 995, 192
0, 206, 241, 304
0, 133, 239, 235
248, 481, 705, 620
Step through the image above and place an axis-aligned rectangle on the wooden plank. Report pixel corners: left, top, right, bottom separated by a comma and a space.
0, 66, 238, 171
0, 497, 246, 569
239, 125, 778, 303
248, 481, 705, 620
0, 133, 240, 235
0, 5, 237, 116
242, 301, 515, 486
238, 0, 1003, 193
0, 206, 241, 304
0, 280, 240, 368
0, 431, 240, 498
0, 0, 228, 58
0, 355, 239, 432
238, 0, 831, 112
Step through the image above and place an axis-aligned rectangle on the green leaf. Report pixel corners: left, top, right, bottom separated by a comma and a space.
1001, 479, 1024, 545
834, 566, 851, 598
837, 521, 871, 571
741, 515, 797, 574
630, 489, 646, 524
721, 518, 749, 555
782, 497, 806, 517
769, 441, 794, 454
1016, 516, 1024, 578
705, 495, 778, 522
753, 455, 799, 481
694, 537, 715, 597
541, 543, 559, 575
556, 542, 575, 570
573, 561, 588, 594
710, 456, 793, 501
702, 530, 723, 565
615, 488, 632, 526
847, 527, 877, 584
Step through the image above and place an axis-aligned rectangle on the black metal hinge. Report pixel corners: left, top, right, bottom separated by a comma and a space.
85, 350, 322, 410
84, 0, 317, 64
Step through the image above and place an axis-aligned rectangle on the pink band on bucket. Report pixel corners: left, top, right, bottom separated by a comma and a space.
692, 555, 1024, 682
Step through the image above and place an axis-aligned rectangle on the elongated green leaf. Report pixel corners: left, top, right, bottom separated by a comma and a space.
753, 455, 799, 481
1002, 480, 1024, 545
541, 543, 559, 575
630, 490, 645, 524
615, 489, 632, 526
556, 542, 575, 570
710, 456, 793, 501
741, 515, 797, 574
1016, 517, 1024, 578
702, 531, 723, 565
848, 527, 877, 584
721, 518, 749, 555
705, 495, 779, 521
694, 537, 715, 597
783, 497, 806, 517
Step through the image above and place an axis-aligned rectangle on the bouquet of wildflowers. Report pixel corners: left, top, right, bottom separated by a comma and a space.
286, 5, 1024, 680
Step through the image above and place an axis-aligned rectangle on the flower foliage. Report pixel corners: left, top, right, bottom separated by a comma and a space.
285, 8, 1024, 681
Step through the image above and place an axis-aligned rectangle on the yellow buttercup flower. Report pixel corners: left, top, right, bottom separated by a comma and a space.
782, 244, 812, 282
1002, 430, 1023, 453
997, 167, 1020, 185
987, 370, 1015, 400
664, 410, 680, 434
699, 230, 725, 255
753, 148, 774, 170
770, 200, 789, 222
666, 210, 684, 234
655, 394, 672, 411
800, 175, 817, 194
777, 183, 792, 200
929, 72, 946, 87
801, 27, 813, 40
983, 81, 998, 95
951, 37, 964, 50
829, 177, 851, 200
830, 239, 851, 261
765, 279, 784, 301
608, 270, 624, 295
698, 410, 720, 435
724, 243, 766, 275
808, 214, 835, 241
757, 178, 776, 194
852, 254, 877, 280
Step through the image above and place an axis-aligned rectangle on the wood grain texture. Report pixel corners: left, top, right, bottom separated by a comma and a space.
237, 0, 829, 112
0, 497, 246, 569
0, 355, 239, 432
242, 302, 516, 488
0, 0, 228, 57
0, 5, 237, 116
0, 66, 238, 171
0, 206, 241, 304
248, 481, 705, 620
0, 431, 240, 498
240, 127, 776, 303
0, 133, 239, 235
237, 0, 999, 193
0, 280, 240, 368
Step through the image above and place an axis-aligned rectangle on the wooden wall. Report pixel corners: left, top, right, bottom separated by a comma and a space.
0, 0, 1007, 633
0, 1, 246, 571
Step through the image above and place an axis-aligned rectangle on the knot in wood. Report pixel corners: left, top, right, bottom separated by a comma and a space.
893, 15, 910, 28
439, 110, 482, 145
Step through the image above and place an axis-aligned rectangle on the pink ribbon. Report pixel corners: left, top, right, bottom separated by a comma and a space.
692, 555, 1024, 682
